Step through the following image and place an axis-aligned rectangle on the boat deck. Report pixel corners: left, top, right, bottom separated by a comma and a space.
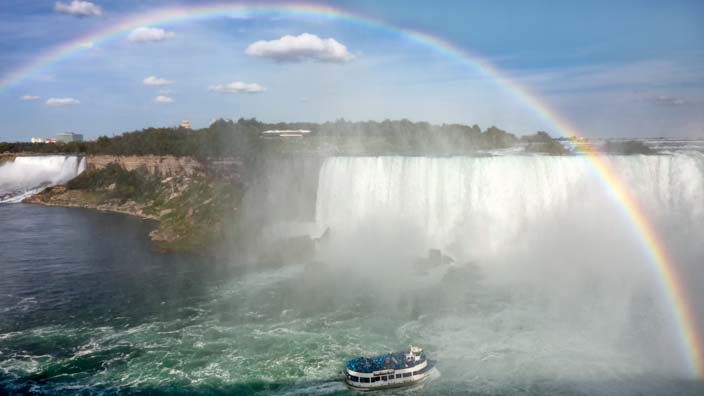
346, 352, 425, 373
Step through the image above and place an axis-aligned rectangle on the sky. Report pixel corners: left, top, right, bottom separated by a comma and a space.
0, 0, 702, 141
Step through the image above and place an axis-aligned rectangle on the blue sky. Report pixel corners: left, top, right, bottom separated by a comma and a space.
0, 0, 702, 140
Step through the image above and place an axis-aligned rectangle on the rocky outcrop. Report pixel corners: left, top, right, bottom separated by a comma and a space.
0, 153, 17, 165
86, 155, 204, 177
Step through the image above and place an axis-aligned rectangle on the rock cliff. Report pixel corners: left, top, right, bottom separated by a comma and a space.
86, 155, 204, 176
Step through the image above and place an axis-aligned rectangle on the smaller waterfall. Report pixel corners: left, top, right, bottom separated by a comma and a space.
0, 156, 85, 203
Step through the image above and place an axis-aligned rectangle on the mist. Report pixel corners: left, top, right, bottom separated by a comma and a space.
0, 156, 85, 203
233, 152, 704, 393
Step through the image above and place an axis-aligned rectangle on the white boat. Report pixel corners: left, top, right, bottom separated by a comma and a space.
342, 346, 435, 391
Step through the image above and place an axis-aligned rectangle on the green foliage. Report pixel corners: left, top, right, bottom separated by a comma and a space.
521, 131, 553, 143
157, 179, 240, 251
1, 118, 530, 158
525, 140, 568, 155
519, 131, 567, 155
67, 163, 159, 203
603, 140, 654, 155
4, 118, 599, 159
0, 141, 87, 154
67, 163, 119, 190
0, 119, 264, 160
77, 119, 266, 161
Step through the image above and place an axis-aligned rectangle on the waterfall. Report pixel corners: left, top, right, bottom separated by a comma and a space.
313, 154, 704, 376
0, 156, 85, 203
240, 155, 327, 245
315, 154, 704, 260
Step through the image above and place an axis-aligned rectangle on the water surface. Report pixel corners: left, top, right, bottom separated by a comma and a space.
1, 199, 703, 395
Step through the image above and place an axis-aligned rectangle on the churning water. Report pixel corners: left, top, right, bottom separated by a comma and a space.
1, 153, 703, 395
0, 156, 85, 203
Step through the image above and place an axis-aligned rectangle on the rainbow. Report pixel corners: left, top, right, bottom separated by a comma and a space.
1, 1, 702, 377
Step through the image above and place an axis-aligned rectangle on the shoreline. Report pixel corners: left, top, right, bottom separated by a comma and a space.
22, 186, 172, 249
21, 198, 159, 221
22, 185, 159, 221
20, 167, 237, 254
22, 197, 192, 253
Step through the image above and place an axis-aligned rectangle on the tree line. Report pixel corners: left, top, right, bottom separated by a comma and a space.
1, 118, 561, 159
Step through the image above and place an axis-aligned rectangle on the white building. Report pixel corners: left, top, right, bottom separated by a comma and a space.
260, 129, 311, 138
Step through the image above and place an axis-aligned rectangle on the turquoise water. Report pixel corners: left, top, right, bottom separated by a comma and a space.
1, 204, 703, 395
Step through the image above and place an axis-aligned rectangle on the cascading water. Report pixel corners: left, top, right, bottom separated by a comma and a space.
0, 156, 85, 203
315, 154, 704, 261
240, 155, 326, 245
312, 153, 704, 384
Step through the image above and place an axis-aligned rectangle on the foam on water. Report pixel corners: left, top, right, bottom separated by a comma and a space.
0, 156, 85, 203
1, 262, 699, 395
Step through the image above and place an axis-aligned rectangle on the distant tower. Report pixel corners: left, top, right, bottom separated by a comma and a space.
180, 119, 191, 129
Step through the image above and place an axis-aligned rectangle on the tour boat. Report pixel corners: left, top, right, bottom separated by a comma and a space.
343, 346, 435, 391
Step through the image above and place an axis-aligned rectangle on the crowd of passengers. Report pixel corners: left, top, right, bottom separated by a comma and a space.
346, 352, 425, 373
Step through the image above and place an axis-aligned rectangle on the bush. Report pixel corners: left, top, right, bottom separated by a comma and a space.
67, 163, 159, 203
531, 141, 566, 155
603, 140, 654, 155
0, 118, 529, 158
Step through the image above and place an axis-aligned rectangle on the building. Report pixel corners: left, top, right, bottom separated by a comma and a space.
180, 120, 191, 129
31, 137, 58, 144
260, 129, 311, 138
56, 132, 83, 143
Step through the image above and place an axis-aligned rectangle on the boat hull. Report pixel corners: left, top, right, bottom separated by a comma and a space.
343, 360, 435, 391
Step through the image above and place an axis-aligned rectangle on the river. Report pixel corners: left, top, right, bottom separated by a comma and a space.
2, 152, 704, 395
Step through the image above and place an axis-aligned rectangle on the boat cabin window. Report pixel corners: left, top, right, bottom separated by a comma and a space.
349, 376, 359, 382
381, 376, 387, 381
371, 377, 379, 382
403, 372, 412, 378
361, 377, 370, 383
396, 374, 402, 379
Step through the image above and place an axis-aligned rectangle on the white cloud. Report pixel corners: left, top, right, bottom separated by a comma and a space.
128, 27, 175, 43
20, 95, 40, 101
46, 97, 80, 106
245, 33, 354, 63
54, 1, 102, 17
155, 95, 174, 104
209, 81, 265, 94
78, 41, 94, 49
143, 76, 174, 86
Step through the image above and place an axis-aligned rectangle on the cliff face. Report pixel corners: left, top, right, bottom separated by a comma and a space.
86, 155, 204, 176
